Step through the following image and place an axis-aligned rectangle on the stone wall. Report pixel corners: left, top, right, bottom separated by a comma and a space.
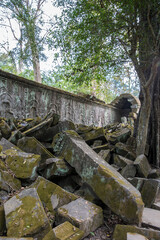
0, 70, 121, 126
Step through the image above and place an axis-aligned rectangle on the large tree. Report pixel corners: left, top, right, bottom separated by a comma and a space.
0, 0, 47, 83
51, 0, 160, 165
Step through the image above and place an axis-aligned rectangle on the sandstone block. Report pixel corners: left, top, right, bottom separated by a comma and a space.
120, 165, 136, 179
5, 148, 41, 180
127, 233, 148, 240
113, 154, 133, 168
141, 179, 160, 207
17, 137, 54, 169
31, 176, 78, 215
4, 188, 52, 239
56, 198, 103, 237
142, 207, 160, 230
53, 130, 144, 224
98, 149, 111, 163
43, 221, 84, 240
113, 224, 160, 240
43, 157, 72, 179
115, 142, 136, 160
134, 155, 151, 178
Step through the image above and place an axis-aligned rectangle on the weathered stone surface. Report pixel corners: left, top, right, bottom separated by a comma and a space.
115, 142, 136, 160
0, 238, 33, 240
134, 155, 151, 178
4, 148, 40, 180
56, 198, 103, 237
31, 177, 78, 215
0, 205, 5, 235
92, 140, 103, 148
147, 169, 160, 179
0, 138, 20, 151
113, 224, 160, 240
152, 201, 160, 210
43, 221, 84, 240
98, 149, 111, 163
141, 180, 160, 207
0, 120, 11, 139
0, 169, 21, 192
127, 233, 148, 240
0, 145, 2, 153
128, 178, 145, 192
35, 120, 76, 142
120, 165, 136, 179
53, 130, 144, 224
105, 127, 131, 144
42, 157, 72, 179
4, 188, 52, 239
142, 207, 160, 230
17, 137, 54, 169
75, 183, 100, 203
23, 117, 53, 137
92, 143, 114, 153
81, 127, 105, 142
8, 130, 23, 145
113, 154, 133, 168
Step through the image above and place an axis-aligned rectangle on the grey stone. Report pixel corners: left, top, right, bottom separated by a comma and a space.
53, 130, 144, 224
92, 140, 103, 148
31, 176, 78, 215
142, 207, 160, 230
17, 137, 54, 169
43, 221, 84, 240
0, 137, 20, 151
120, 164, 136, 179
4, 188, 52, 239
98, 149, 111, 163
0, 238, 33, 240
42, 157, 72, 179
141, 179, 160, 207
113, 224, 160, 240
4, 148, 41, 181
134, 155, 151, 178
93, 143, 114, 153
127, 177, 145, 192
56, 197, 103, 237
127, 233, 148, 240
113, 154, 133, 168
115, 142, 136, 160
105, 127, 131, 144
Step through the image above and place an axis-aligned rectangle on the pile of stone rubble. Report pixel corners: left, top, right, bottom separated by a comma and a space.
0, 112, 160, 240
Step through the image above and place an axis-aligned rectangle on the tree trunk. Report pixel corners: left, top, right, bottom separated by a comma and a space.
32, 53, 42, 83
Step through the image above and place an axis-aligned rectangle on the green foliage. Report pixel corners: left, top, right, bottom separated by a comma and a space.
48, 0, 141, 98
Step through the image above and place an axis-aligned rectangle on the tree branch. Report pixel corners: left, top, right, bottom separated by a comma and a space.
145, 56, 160, 89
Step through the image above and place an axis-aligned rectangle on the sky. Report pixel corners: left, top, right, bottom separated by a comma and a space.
0, 1, 61, 71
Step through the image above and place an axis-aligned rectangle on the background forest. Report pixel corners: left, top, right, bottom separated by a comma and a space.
0, 0, 140, 103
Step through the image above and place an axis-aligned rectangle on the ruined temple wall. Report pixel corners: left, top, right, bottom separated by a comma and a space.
0, 70, 121, 126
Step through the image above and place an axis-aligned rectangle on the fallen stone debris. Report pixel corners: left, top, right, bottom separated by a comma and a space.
0, 113, 160, 239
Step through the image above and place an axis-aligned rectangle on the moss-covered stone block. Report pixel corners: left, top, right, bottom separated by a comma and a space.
0, 169, 21, 192
42, 221, 84, 240
31, 176, 78, 215
4, 188, 52, 239
80, 127, 105, 142
113, 224, 160, 240
98, 149, 111, 163
115, 142, 136, 160
17, 137, 54, 169
141, 179, 160, 207
43, 157, 72, 179
0, 120, 11, 139
113, 154, 133, 168
4, 148, 41, 180
134, 155, 151, 178
56, 198, 103, 237
53, 130, 144, 224
104, 127, 131, 144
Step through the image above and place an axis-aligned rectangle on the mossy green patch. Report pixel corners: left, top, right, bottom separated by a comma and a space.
5, 148, 40, 179
5, 188, 51, 239
0, 145, 2, 153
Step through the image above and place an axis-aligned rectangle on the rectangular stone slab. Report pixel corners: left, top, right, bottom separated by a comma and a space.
53, 130, 144, 224
113, 224, 160, 240
142, 207, 160, 230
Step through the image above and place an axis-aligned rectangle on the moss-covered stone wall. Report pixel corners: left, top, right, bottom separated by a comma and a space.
0, 69, 121, 126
